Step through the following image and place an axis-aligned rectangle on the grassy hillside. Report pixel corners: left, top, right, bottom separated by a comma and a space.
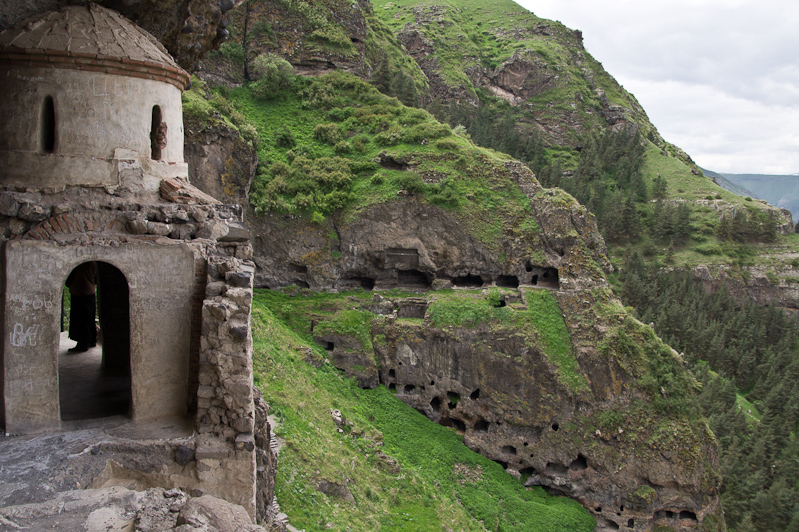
252, 289, 596, 531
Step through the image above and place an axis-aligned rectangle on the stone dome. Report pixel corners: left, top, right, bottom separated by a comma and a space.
0, 3, 189, 89
0, 3, 189, 189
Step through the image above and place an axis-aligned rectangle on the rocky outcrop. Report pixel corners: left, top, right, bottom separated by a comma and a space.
0, 487, 267, 531
184, 119, 257, 206
692, 263, 799, 311
301, 286, 723, 532
199, 0, 371, 84
0, 0, 230, 70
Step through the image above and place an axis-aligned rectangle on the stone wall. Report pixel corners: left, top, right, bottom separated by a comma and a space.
0, 184, 274, 522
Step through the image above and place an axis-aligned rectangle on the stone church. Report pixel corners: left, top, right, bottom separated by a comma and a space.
0, 3, 273, 523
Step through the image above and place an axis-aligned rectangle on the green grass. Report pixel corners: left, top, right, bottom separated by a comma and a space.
202, 71, 548, 254
735, 394, 761, 423
252, 289, 595, 531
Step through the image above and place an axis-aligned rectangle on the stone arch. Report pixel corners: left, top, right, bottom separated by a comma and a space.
60, 261, 132, 421
3, 240, 194, 434
40, 95, 56, 154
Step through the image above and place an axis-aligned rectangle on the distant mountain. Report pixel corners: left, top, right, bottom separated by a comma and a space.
707, 169, 799, 222
702, 168, 755, 199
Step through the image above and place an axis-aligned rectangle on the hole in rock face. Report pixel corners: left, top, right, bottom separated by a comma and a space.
679, 511, 697, 521
531, 274, 539, 285
321, 341, 334, 352
544, 462, 568, 475
291, 279, 309, 288
605, 519, 619, 531
525, 260, 533, 272
388, 369, 396, 379
430, 380, 435, 386
496, 275, 519, 288
447, 391, 460, 409
551, 422, 559, 431
494, 460, 508, 470
430, 397, 441, 413
569, 454, 588, 471
442, 418, 466, 431
453, 274, 483, 287
501, 445, 517, 455
397, 269, 431, 288
473, 419, 489, 432
470, 389, 480, 400
403, 384, 416, 393
627, 519, 635, 527
520, 467, 536, 479
338, 277, 375, 290
388, 383, 396, 391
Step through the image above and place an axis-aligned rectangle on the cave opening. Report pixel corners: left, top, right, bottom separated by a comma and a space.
496, 275, 519, 288
453, 274, 483, 288
569, 454, 588, 471
447, 391, 460, 409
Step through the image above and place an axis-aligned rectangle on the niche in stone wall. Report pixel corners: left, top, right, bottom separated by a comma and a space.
151, 105, 163, 160
529, 267, 559, 289
384, 248, 419, 269
40, 95, 56, 154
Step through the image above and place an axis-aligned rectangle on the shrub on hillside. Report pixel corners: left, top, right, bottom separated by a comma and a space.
251, 54, 295, 101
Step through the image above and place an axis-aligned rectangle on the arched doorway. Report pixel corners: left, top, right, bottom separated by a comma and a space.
59, 261, 131, 421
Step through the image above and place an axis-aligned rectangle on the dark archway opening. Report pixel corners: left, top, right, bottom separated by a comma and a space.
496, 275, 519, 288
60, 262, 131, 421
40, 95, 56, 153
453, 274, 483, 288
150, 105, 163, 160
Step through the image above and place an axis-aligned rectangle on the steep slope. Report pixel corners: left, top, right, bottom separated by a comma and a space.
372, 0, 656, 147
182, 64, 724, 530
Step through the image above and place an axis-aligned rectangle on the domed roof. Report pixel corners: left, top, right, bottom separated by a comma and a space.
0, 3, 189, 89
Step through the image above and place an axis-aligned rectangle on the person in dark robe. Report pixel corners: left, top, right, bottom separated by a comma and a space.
65, 262, 97, 353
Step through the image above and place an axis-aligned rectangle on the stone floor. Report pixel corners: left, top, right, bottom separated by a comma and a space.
58, 331, 131, 421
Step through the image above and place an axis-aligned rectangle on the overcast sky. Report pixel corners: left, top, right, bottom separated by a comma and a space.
514, 0, 799, 175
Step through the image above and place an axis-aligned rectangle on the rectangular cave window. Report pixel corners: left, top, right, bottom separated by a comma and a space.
397, 269, 431, 289
40, 95, 56, 153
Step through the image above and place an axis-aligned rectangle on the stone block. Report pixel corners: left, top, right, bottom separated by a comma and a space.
0, 193, 20, 217
219, 224, 250, 242
233, 417, 254, 434
197, 386, 215, 399
225, 271, 252, 288
175, 445, 195, 466
18, 201, 49, 222
235, 432, 255, 451
196, 220, 229, 240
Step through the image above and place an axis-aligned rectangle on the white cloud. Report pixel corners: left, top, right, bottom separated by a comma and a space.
513, 0, 799, 173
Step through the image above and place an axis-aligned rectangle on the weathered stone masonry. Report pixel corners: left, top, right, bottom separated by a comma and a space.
0, 4, 275, 526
